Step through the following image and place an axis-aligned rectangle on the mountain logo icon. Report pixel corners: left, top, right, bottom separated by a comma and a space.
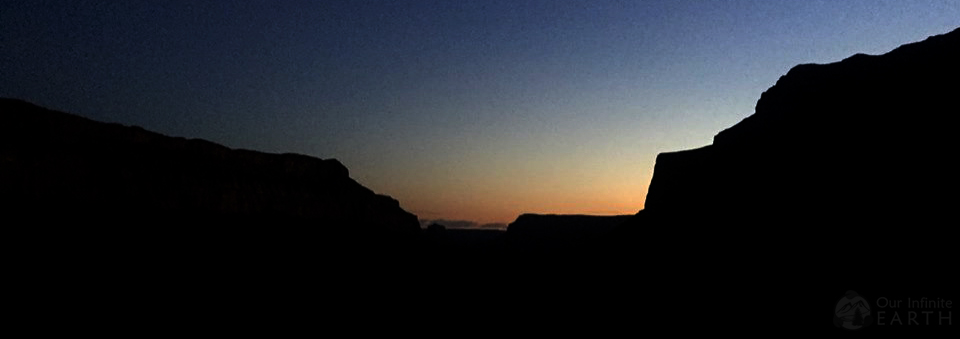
833, 290, 874, 330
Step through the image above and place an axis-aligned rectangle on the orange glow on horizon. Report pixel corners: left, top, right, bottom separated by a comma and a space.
391, 174, 650, 225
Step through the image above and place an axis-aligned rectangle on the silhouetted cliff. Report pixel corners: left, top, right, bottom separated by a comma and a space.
643, 28, 959, 223
0, 98, 420, 243
1, 98, 430, 325
614, 28, 958, 335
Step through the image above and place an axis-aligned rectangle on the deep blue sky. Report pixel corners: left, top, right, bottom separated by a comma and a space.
2, 1, 957, 224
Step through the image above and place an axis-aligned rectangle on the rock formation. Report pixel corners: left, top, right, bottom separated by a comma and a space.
1, 98, 431, 325
642, 28, 959, 224
613, 27, 959, 335
0, 98, 421, 250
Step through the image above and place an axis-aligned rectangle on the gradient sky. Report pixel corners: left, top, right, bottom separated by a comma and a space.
2, 1, 958, 225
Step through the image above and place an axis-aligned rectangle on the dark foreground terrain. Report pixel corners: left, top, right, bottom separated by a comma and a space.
3, 28, 958, 335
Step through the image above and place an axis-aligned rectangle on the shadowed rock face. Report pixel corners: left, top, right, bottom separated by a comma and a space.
644, 27, 959, 224
614, 28, 959, 335
0, 98, 420, 237
1, 98, 432, 326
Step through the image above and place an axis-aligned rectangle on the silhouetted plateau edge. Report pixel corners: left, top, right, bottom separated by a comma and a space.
611, 27, 958, 335
2, 97, 434, 326
642, 27, 959, 220
1, 98, 417, 231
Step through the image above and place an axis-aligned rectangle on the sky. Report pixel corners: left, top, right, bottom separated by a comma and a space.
2, 1, 958, 226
